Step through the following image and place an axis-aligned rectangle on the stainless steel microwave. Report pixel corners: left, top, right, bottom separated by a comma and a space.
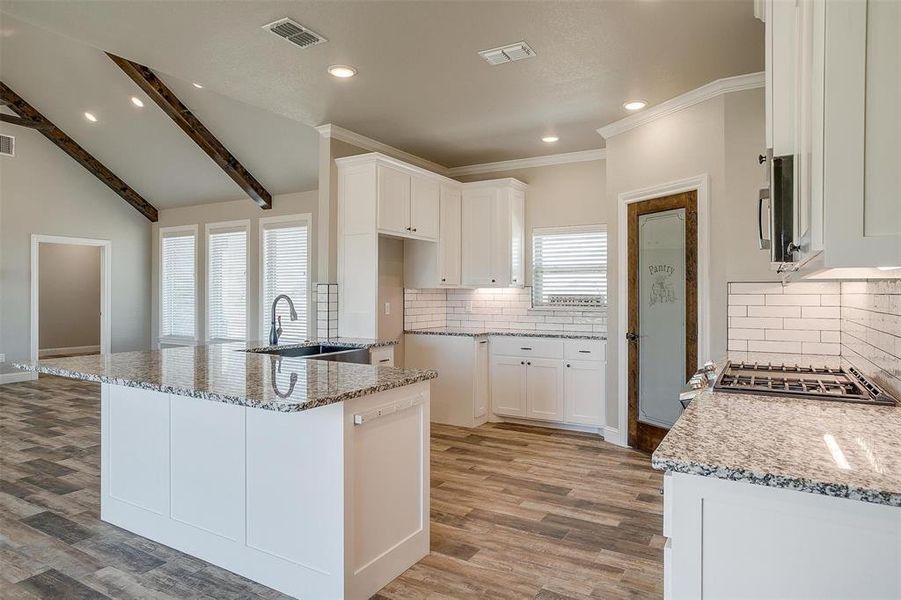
758, 149, 797, 264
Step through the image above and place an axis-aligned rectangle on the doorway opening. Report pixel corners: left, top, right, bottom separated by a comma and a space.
30, 235, 111, 362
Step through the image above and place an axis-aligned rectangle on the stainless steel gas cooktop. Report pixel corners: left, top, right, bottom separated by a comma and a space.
714, 361, 897, 406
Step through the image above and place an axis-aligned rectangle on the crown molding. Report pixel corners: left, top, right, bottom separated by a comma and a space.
446, 148, 606, 177
315, 123, 449, 175
596, 72, 765, 140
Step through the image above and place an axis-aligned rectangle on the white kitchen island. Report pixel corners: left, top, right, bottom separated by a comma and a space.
19, 341, 435, 600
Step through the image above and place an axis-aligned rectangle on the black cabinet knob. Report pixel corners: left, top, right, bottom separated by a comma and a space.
520, 361, 525, 365
526, 361, 531, 366
566, 364, 571, 368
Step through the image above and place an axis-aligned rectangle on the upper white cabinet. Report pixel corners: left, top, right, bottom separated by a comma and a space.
377, 165, 411, 236
461, 180, 526, 287
764, 0, 901, 271
410, 177, 440, 240
404, 184, 462, 288
371, 160, 439, 242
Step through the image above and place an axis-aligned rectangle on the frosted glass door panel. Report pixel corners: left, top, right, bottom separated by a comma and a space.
638, 209, 686, 429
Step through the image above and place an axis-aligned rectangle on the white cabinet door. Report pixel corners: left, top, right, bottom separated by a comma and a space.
438, 186, 462, 286
563, 360, 605, 426
462, 188, 495, 286
525, 358, 564, 421
490, 355, 525, 417
509, 189, 525, 287
767, 0, 798, 158
377, 165, 411, 235
489, 192, 512, 286
410, 176, 439, 240
473, 339, 489, 419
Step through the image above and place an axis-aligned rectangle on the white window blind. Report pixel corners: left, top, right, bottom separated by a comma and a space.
261, 218, 309, 342
207, 224, 247, 341
160, 229, 196, 338
532, 225, 607, 308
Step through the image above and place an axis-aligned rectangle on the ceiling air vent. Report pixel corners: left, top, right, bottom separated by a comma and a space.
262, 17, 327, 49
478, 41, 536, 65
0, 134, 14, 157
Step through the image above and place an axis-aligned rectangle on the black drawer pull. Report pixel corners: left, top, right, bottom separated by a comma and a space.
520, 347, 532, 351
379, 359, 390, 363
578, 350, 591, 354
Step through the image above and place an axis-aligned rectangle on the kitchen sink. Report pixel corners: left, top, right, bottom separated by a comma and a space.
249, 345, 370, 364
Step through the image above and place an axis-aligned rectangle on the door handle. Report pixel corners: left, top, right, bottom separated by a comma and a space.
625, 332, 639, 343
758, 187, 771, 250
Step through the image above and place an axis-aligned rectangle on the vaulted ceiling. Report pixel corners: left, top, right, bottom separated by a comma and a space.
1, 0, 763, 173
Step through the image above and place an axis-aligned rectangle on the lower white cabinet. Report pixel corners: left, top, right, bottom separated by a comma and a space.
369, 346, 395, 367
489, 355, 526, 418
563, 360, 605, 426
405, 334, 489, 427
490, 337, 605, 429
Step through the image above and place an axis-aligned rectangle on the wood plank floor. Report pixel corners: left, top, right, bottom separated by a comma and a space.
0, 376, 663, 599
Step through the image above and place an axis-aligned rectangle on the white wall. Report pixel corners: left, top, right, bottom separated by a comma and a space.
151, 191, 318, 346
39, 244, 101, 350
0, 124, 152, 362
604, 87, 771, 429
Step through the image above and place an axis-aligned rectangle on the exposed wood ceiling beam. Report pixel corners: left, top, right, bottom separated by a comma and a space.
0, 81, 159, 222
0, 113, 53, 131
107, 53, 272, 209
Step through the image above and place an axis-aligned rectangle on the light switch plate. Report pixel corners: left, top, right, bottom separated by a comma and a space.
384, 302, 391, 315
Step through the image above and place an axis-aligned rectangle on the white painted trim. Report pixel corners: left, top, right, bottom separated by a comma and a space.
0, 371, 36, 385
204, 219, 251, 343
315, 123, 448, 176
494, 415, 604, 436
258, 213, 314, 341
597, 72, 765, 139
615, 175, 710, 449
39, 345, 101, 358
158, 224, 199, 343
334, 152, 458, 186
30, 234, 112, 364
446, 149, 607, 177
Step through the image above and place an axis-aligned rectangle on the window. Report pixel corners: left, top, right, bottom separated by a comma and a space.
206, 221, 248, 342
260, 214, 310, 343
532, 225, 607, 308
160, 226, 197, 340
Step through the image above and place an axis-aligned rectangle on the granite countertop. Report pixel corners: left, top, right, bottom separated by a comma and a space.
653, 385, 901, 507
405, 327, 606, 340
14, 341, 435, 413
242, 336, 398, 351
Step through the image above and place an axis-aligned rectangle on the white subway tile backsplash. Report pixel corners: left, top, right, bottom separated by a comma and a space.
801, 342, 841, 356
728, 294, 765, 306
765, 294, 822, 306
783, 318, 841, 331
747, 305, 801, 318
801, 306, 841, 319
728, 305, 747, 317
747, 340, 803, 354
729, 317, 783, 330
404, 287, 607, 334
765, 329, 821, 342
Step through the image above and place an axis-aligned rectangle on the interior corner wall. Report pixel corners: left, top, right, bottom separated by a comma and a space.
455, 159, 608, 287
0, 124, 152, 363
603, 87, 770, 430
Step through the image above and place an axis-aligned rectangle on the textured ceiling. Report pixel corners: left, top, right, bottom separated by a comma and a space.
0, 13, 320, 208
0, 0, 764, 169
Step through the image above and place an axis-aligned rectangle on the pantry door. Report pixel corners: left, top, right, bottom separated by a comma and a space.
627, 191, 698, 453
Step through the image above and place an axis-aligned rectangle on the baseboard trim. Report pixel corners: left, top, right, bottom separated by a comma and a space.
0, 371, 37, 385
39, 345, 100, 358
493, 415, 604, 436
603, 426, 629, 448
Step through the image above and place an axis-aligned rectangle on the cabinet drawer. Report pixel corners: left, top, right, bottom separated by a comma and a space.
490, 336, 563, 359
369, 346, 395, 367
564, 339, 605, 362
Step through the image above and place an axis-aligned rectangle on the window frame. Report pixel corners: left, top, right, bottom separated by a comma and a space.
258, 213, 313, 341
204, 219, 250, 343
530, 223, 608, 310
158, 224, 199, 345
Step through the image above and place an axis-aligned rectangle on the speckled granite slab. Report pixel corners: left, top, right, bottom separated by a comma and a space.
653, 387, 901, 506
14, 343, 434, 413
243, 336, 397, 351
405, 327, 606, 340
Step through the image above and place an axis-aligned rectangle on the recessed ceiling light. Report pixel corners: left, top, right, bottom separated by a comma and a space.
192, 82, 203, 89
84, 112, 97, 122
130, 97, 144, 108
328, 65, 357, 78
542, 136, 559, 143
623, 100, 647, 111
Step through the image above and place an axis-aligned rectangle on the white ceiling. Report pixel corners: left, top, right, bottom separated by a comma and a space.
0, 0, 764, 170
0, 13, 320, 209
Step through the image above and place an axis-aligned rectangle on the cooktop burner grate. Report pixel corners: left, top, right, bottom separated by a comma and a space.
714, 362, 896, 406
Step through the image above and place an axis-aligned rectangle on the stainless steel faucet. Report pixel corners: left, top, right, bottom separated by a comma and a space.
269, 294, 298, 345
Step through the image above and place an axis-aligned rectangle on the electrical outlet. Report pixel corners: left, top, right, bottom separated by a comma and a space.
384, 302, 391, 316
466, 301, 473, 313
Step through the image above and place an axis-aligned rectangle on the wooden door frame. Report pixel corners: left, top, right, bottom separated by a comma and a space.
627, 193, 698, 452
612, 175, 710, 449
